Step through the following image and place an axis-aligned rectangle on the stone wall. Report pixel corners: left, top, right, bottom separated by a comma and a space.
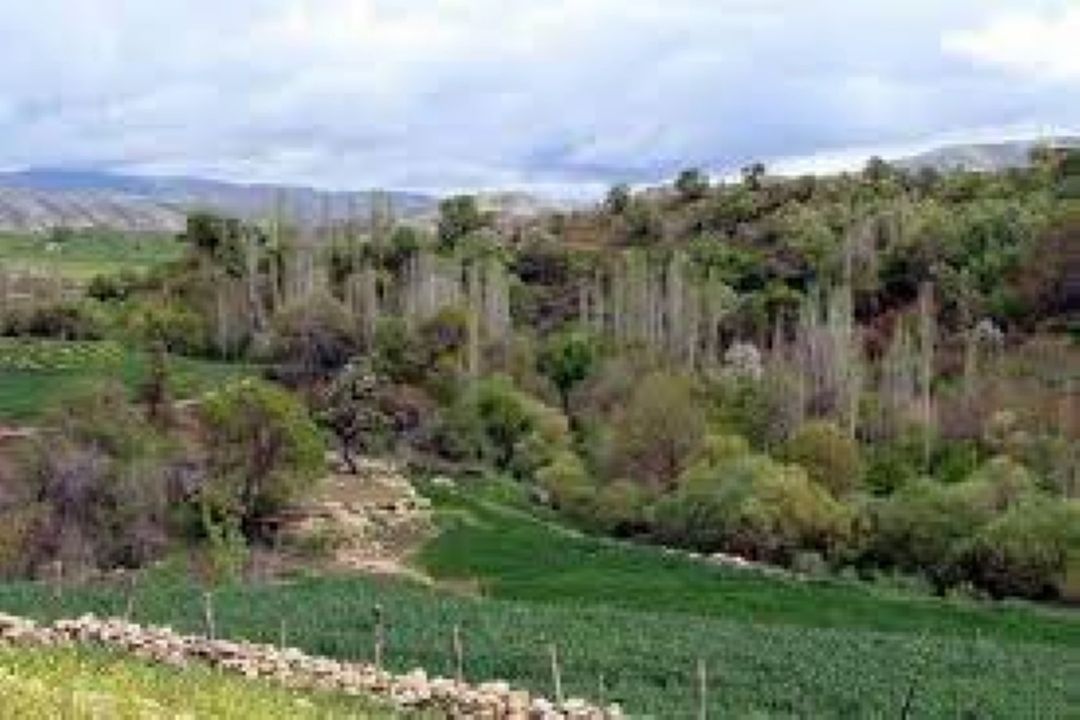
0, 613, 622, 719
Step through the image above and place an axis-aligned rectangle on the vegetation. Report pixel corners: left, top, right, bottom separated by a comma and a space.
0, 488, 1078, 717
1, 147, 1079, 715
0, 645, 393, 719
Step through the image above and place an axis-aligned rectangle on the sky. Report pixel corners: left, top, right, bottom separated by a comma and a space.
0, 0, 1078, 193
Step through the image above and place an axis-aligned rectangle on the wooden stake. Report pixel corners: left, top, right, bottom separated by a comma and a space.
202, 590, 216, 640
279, 618, 288, 650
452, 623, 464, 684
124, 575, 137, 622
697, 658, 708, 720
373, 604, 385, 670
549, 643, 563, 706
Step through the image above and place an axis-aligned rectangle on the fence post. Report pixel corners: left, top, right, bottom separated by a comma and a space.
549, 643, 564, 706
373, 604, 385, 671
452, 623, 465, 684
202, 590, 216, 640
279, 618, 288, 651
697, 658, 708, 720
124, 575, 137, 622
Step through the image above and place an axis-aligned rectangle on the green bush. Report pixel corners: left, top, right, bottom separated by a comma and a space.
961, 496, 1080, 599
782, 420, 862, 496
607, 371, 705, 490
269, 293, 358, 381
592, 480, 649, 535
199, 378, 325, 538
536, 450, 595, 518
654, 441, 853, 563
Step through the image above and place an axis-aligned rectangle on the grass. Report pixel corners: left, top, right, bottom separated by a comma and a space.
416, 484, 1080, 645
0, 339, 253, 424
0, 644, 396, 719
0, 487, 1077, 717
0, 232, 182, 281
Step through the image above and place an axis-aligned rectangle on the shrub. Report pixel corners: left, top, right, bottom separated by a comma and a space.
655, 444, 853, 564
127, 300, 209, 355
0, 302, 103, 341
536, 450, 595, 517
593, 480, 650, 535
269, 293, 358, 381
17, 385, 176, 575
960, 496, 1080, 599
199, 379, 325, 539
607, 371, 705, 491
782, 420, 862, 496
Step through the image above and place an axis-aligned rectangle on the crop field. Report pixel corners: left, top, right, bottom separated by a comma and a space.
0, 487, 1077, 718
0, 232, 183, 281
0, 339, 252, 423
0, 645, 395, 719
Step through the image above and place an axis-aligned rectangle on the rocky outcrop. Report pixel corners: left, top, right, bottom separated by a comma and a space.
0, 613, 622, 719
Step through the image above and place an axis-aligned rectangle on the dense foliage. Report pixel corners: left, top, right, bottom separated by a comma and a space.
1, 147, 1078, 602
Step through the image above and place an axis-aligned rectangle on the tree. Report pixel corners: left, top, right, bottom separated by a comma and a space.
675, 168, 710, 202
783, 420, 862, 496
19, 385, 176, 575
438, 195, 487, 250
319, 362, 394, 474
605, 184, 632, 215
741, 162, 766, 191
538, 329, 599, 413
199, 379, 324, 539
607, 372, 705, 490
269, 293, 358, 383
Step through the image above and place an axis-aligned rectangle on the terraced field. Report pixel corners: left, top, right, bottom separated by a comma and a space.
0, 338, 251, 423
0, 485, 1076, 718
0, 232, 182, 281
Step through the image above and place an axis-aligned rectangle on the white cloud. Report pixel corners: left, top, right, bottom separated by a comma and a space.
943, 7, 1080, 82
0, 1, 1077, 191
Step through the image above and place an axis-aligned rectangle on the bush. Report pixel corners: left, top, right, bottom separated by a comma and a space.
960, 496, 1080, 599
16, 385, 176, 575
654, 442, 853, 563
0, 303, 103, 341
269, 293, 358, 381
593, 480, 650, 535
782, 420, 862, 496
607, 371, 705, 490
536, 450, 595, 517
199, 379, 325, 539
127, 300, 209, 354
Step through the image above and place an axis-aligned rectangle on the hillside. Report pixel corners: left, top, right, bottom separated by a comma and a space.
0, 169, 438, 233
895, 136, 1080, 173
0, 187, 186, 234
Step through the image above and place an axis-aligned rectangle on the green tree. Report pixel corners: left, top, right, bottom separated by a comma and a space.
605, 184, 632, 215
438, 195, 487, 250
783, 420, 863, 496
318, 362, 394, 474
199, 379, 325, 538
538, 329, 599, 413
675, 168, 710, 202
607, 372, 705, 490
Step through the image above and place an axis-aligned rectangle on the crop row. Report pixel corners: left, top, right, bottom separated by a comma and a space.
0, 571, 1076, 718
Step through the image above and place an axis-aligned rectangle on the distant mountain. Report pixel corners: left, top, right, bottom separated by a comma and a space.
0, 168, 439, 234
0, 187, 187, 234
895, 136, 1080, 173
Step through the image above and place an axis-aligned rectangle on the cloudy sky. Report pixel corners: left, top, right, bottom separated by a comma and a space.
0, 0, 1077, 193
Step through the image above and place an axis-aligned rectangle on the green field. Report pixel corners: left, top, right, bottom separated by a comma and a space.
0, 645, 394, 719
0, 232, 182, 280
0, 485, 1076, 717
0, 339, 252, 423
